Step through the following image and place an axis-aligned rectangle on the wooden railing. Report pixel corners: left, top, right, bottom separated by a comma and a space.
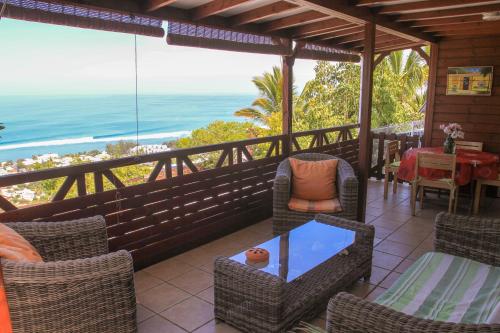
370, 132, 423, 180
0, 124, 359, 269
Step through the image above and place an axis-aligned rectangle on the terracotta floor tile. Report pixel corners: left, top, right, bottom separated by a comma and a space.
192, 320, 242, 333
365, 286, 387, 302
373, 225, 393, 239
372, 250, 404, 271
137, 283, 191, 313
197, 286, 215, 304
347, 280, 376, 298
134, 270, 164, 294
367, 266, 391, 285
137, 304, 155, 323
144, 258, 194, 282
375, 239, 415, 258
387, 229, 428, 246
394, 258, 416, 274
169, 268, 214, 295
377, 211, 412, 224
138, 315, 187, 333
160, 296, 214, 332
380, 271, 402, 289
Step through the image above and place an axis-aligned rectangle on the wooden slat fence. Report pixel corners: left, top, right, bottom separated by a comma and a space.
0, 124, 360, 269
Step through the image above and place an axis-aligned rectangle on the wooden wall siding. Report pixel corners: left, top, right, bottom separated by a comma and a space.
0, 125, 359, 269
428, 36, 500, 153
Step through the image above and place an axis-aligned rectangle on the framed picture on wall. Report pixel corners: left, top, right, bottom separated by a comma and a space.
446, 66, 493, 96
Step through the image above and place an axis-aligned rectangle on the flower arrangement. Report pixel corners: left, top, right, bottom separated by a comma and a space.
440, 123, 464, 154
440, 123, 464, 139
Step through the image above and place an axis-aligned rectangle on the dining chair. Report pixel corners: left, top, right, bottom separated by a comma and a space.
455, 141, 484, 151
411, 152, 458, 216
473, 166, 500, 214
383, 140, 401, 199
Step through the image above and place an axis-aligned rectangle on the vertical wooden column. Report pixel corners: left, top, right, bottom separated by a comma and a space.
423, 43, 439, 147
282, 55, 295, 156
357, 22, 376, 222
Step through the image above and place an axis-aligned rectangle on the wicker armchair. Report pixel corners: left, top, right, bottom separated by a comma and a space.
326, 213, 500, 333
1, 216, 137, 333
273, 153, 359, 235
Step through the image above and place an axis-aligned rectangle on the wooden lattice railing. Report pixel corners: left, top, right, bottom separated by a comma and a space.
370, 132, 423, 180
0, 124, 359, 269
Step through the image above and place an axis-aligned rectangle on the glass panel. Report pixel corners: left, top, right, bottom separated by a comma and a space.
230, 220, 355, 282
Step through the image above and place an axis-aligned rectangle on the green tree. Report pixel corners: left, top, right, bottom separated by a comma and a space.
105, 141, 137, 157
175, 121, 262, 168
234, 66, 309, 133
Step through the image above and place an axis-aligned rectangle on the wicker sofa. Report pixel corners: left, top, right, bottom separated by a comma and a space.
326, 213, 500, 333
273, 153, 359, 235
1, 216, 137, 333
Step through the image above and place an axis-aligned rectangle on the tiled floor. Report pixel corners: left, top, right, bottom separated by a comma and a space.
135, 179, 500, 333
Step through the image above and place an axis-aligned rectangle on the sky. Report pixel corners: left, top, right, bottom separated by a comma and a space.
0, 19, 317, 96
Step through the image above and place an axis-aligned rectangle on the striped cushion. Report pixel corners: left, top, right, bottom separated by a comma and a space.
375, 252, 500, 324
288, 197, 342, 213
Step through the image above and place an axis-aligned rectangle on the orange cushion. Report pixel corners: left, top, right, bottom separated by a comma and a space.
288, 197, 343, 213
0, 224, 43, 333
289, 158, 338, 201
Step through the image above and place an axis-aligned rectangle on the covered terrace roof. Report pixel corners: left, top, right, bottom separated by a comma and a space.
4, 0, 500, 54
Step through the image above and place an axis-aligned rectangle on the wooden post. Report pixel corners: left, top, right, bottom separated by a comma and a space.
357, 22, 376, 222
282, 55, 294, 156
423, 43, 438, 147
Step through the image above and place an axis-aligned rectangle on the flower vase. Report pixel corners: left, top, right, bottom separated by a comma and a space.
443, 136, 455, 154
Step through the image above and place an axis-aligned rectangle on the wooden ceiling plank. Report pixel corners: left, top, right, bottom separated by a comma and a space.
231, 1, 298, 26
291, 17, 353, 36
295, 24, 361, 39
378, 0, 498, 15
356, 0, 404, 6
290, 0, 436, 42
325, 30, 386, 44
262, 10, 329, 32
397, 3, 500, 21
145, 0, 177, 12
422, 21, 500, 32
191, 0, 249, 21
376, 42, 424, 52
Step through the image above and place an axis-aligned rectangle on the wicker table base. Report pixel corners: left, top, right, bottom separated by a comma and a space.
214, 214, 374, 333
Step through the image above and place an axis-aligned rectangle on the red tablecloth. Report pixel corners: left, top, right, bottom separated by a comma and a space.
398, 147, 499, 186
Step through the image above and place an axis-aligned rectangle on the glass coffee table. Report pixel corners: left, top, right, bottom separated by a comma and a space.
214, 214, 374, 333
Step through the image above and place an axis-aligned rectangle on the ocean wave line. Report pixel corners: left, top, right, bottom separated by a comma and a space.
0, 131, 191, 151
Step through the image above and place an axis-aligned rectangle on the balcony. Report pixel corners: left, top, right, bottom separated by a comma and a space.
133, 179, 499, 332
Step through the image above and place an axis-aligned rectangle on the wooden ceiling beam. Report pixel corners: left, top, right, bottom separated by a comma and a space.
412, 46, 430, 65
409, 15, 484, 28
341, 33, 397, 47
191, 0, 248, 21
290, 0, 437, 42
356, 0, 402, 6
378, 0, 498, 15
396, 3, 500, 21
145, 0, 177, 12
231, 1, 298, 26
262, 10, 329, 32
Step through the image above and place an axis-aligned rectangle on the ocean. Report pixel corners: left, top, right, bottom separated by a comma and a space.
0, 94, 255, 161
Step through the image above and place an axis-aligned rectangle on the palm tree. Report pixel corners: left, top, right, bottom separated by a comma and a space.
385, 50, 427, 95
235, 66, 284, 125
235, 66, 307, 127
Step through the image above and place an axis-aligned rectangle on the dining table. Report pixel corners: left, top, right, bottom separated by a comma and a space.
397, 146, 500, 186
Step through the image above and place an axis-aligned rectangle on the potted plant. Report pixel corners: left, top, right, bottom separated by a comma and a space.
439, 123, 464, 154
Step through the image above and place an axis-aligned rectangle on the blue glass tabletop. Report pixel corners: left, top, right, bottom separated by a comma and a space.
230, 220, 355, 282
